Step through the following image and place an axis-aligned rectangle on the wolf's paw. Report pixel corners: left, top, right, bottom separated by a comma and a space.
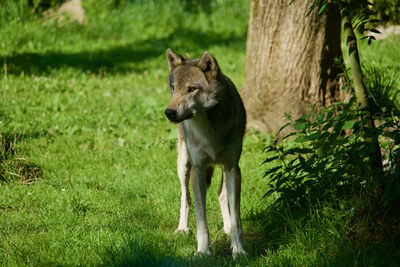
232, 251, 249, 260
194, 249, 211, 257
174, 228, 189, 235
232, 247, 247, 260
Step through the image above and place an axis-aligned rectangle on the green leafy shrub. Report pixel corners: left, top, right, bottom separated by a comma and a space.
264, 99, 374, 206
263, 68, 400, 208
364, 66, 400, 117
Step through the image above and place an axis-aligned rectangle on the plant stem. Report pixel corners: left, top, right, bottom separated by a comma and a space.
341, 8, 384, 182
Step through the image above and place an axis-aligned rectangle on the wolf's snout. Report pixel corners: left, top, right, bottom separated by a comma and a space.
164, 108, 177, 121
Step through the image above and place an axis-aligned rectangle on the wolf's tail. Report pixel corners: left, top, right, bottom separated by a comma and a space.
206, 166, 214, 188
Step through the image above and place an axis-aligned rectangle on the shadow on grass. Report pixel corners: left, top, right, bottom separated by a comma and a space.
243, 206, 296, 256
101, 211, 287, 266
100, 201, 399, 266
243, 201, 400, 266
2, 46, 158, 75
102, 235, 242, 267
2, 28, 246, 76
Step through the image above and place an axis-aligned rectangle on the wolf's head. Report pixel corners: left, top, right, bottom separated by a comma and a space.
164, 48, 220, 123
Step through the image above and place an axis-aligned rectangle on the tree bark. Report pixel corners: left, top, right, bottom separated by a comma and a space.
242, 0, 344, 133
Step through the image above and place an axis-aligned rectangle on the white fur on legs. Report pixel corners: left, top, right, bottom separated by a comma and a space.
191, 166, 211, 255
218, 172, 231, 234
175, 132, 191, 234
224, 165, 246, 256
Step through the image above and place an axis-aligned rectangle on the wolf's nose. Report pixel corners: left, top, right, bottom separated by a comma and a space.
164, 108, 177, 120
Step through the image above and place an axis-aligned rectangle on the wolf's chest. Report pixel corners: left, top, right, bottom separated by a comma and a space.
183, 119, 221, 163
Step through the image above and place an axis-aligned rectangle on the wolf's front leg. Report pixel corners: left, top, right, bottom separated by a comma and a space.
175, 133, 191, 234
191, 165, 211, 255
224, 164, 246, 256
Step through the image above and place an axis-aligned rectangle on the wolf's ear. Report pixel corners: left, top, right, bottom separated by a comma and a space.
166, 48, 185, 73
197, 51, 220, 80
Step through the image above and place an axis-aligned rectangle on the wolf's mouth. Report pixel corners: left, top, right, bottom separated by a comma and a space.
168, 113, 194, 124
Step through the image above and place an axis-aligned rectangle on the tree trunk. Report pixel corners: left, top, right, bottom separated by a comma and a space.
242, 0, 344, 133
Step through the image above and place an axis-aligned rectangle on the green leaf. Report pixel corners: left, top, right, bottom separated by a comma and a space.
342, 120, 355, 130
305, 132, 321, 141
262, 156, 279, 164
285, 148, 313, 155
263, 166, 282, 178
294, 135, 307, 143
294, 122, 307, 130
282, 132, 297, 140
368, 36, 373, 46
263, 189, 275, 198
287, 158, 299, 167
370, 28, 381, 34
318, 3, 327, 15
278, 122, 291, 133
263, 146, 276, 152
368, 19, 380, 24
296, 114, 311, 122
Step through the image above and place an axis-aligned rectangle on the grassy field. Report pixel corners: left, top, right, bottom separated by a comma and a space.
1, 0, 400, 266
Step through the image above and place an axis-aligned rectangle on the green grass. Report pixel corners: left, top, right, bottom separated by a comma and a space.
1, 0, 400, 265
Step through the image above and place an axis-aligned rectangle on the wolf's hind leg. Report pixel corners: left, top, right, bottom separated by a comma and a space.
175, 133, 191, 234
218, 170, 231, 234
224, 164, 246, 256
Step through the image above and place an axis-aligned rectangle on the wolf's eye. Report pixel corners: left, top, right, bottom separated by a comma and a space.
168, 75, 174, 91
188, 86, 197, 93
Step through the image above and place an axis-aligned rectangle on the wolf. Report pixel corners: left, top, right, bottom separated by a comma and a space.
164, 48, 247, 256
